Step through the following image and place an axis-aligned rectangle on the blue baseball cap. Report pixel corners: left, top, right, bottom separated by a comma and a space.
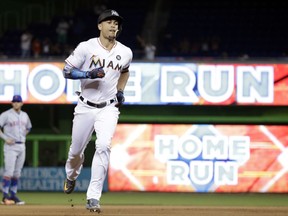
12, 95, 23, 102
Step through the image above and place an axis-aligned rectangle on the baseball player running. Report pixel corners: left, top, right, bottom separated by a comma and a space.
0, 95, 32, 205
63, 9, 133, 212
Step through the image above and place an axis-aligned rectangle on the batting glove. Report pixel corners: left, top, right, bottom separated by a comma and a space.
115, 90, 125, 107
86, 67, 105, 79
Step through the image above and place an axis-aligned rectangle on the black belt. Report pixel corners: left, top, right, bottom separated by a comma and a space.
80, 96, 115, 108
15, 141, 24, 144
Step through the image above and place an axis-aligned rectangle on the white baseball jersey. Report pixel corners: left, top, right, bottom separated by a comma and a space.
65, 37, 133, 102
64, 37, 132, 201
0, 108, 32, 143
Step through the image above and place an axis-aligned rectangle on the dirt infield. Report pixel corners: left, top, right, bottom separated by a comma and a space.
1, 205, 288, 216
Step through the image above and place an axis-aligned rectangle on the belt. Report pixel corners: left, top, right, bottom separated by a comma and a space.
15, 141, 24, 144
79, 96, 115, 108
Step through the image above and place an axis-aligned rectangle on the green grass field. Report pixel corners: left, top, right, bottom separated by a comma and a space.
19, 192, 288, 207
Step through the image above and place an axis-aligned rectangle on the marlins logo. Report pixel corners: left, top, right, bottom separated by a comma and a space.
90, 55, 100, 68
111, 10, 119, 16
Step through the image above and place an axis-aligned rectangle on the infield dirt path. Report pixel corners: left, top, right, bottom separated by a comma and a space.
1, 205, 288, 216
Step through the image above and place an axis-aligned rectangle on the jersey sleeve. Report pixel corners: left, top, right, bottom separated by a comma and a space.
65, 42, 87, 68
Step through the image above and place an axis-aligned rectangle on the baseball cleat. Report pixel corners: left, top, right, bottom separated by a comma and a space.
10, 196, 25, 205
86, 199, 101, 213
1, 197, 16, 205
64, 178, 76, 194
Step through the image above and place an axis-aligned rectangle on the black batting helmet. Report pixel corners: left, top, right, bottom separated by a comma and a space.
98, 9, 123, 24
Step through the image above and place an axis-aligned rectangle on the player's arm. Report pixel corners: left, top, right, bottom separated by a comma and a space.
26, 116, 32, 135
117, 68, 130, 92
0, 127, 14, 144
63, 63, 105, 80
115, 68, 130, 107
25, 127, 32, 135
0, 127, 8, 141
0, 115, 8, 142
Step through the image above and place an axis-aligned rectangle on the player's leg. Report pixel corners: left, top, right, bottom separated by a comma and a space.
65, 104, 95, 192
9, 145, 26, 204
2, 145, 17, 203
86, 105, 119, 206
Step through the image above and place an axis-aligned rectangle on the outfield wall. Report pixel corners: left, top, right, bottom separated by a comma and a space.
0, 167, 108, 192
109, 123, 288, 193
1, 123, 287, 193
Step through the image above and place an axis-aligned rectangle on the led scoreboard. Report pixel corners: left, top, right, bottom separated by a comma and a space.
1, 62, 287, 105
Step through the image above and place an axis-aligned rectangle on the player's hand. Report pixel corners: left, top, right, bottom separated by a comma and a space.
115, 90, 125, 107
5, 138, 15, 145
86, 67, 105, 79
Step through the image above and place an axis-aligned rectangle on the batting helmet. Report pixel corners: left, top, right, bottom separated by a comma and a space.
98, 9, 123, 36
